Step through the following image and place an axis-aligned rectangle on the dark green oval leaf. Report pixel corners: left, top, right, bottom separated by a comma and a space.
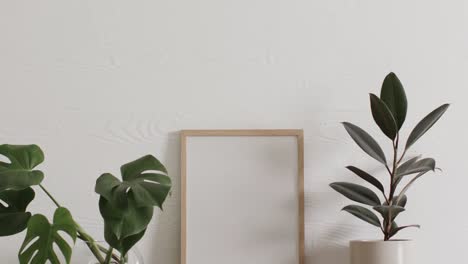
394, 195, 407, 208
373, 205, 405, 222
395, 156, 421, 176
19, 207, 77, 264
0, 144, 45, 192
390, 223, 420, 238
342, 205, 381, 227
330, 182, 381, 206
0, 188, 35, 236
398, 158, 435, 177
346, 166, 384, 194
384, 195, 407, 207
394, 158, 435, 185
405, 104, 450, 150
342, 122, 387, 165
370, 93, 397, 140
380, 72, 407, 129
397, 170, 432, 202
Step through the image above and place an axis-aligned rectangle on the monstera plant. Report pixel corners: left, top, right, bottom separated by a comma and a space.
330, 72, 449, 241
0, 144, 171, 264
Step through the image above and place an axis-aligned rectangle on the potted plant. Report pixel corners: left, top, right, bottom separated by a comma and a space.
0, 144, 171, 264
330, 72, 449, 264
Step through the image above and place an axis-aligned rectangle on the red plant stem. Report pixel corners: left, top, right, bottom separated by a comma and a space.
384, 133, 400, 240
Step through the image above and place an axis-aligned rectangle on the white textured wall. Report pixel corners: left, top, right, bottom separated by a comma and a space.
0, 0, 466, 263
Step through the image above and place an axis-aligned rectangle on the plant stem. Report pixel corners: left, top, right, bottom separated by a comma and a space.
75, 223, 106, 263
384, 133, 400, 240
104, 247, 114, 264
39, 184, 61, 208
38, 184, 106, 263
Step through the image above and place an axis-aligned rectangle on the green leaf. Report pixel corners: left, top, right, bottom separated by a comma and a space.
390, 223, 420, 238
380, 72, 407, 129
98, 196, 153, 241
104, 223, 146, 257
373, 205, 405, 222
383, 195, 407, 207
0, 188, 35, 236
370, 93, 398, 140
399, 158, 435, 176
342, 122, 387, 165
330, 182, 381, 206
394, 195, 407, 207
0, 144, 45, 191
346, 166, 384, 194
342, 205, 381, 227
95, 155, 171, 210
405, 104, 450, 150
395, 156, 421, 175
95, 155, 171, 256
397, 170, 432, 203
19, 207, 77, 264
395, 158, 435, 184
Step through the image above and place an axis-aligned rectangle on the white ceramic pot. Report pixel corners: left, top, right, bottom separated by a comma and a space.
350, 240, 414, 264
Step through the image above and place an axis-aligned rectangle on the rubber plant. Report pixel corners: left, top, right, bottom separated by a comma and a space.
0, 145, 171, 264
330, 72, 449, 240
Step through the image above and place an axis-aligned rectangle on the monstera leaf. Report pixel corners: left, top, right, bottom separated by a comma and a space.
0, 188, 35, 236
98, 196, 153, 240
95, 155, 172, 255
103, 220, 147, 257
95, 155, 171, 210
19, 207, 77, 264
0, 144, 44, 191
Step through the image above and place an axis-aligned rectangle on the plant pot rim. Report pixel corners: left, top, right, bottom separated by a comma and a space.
350, 239, 413, 244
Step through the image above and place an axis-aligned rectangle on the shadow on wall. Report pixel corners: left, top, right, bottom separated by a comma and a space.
306, 190, 351, 264
148, 131, 181, 263
311, 244, 349, 264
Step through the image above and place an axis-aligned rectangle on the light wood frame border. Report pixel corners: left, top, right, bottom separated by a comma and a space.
180, 129, 305, 264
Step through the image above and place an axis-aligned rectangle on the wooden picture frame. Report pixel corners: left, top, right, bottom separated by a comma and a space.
180, 129, 304, 264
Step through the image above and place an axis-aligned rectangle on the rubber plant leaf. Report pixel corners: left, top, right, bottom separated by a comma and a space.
394, 158, 435, 184
397, 171, 432, 204
373, 205, 405, 222
405, 104, 449, 150
383, 195, 407, 207
390, 195, 407, 208
389, 223, 420, 238
370, 93, 398, 140
18, 207, 77, 264
380, 72, 408, 129
330, 182, 381, 206
342, 122, 387, 165
0, 144, 44, 191
395, 156, 421, 176
342, 205, 381, 227
346, 166, 384, 195
0, 188, 35, 236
